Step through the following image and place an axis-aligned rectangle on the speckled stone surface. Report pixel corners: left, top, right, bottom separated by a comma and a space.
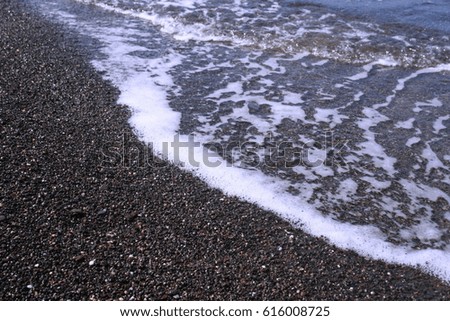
1, 0, 449, 300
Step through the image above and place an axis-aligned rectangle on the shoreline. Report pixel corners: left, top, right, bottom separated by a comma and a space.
1, 0, 450, 300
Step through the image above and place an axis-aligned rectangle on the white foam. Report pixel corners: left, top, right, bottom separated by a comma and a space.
361, 176, 391, 189
76, 0, 253, 46
445, 212, 450, 221
314, 108, 347, 127
318, 13, 335, 21
393, 35, 412, 46
406, 136, 421, 147
48, 1, 450, 283
395, 117, 415, 129
313, 165, 334, 177
415, 98, 443, 109
153, 0, 207, 9
207, 81, 243, 99
379, 196, 402, 215
283, 91, 304, 105
375, 69, 449, 110
311, 59, 329, 66
347, 59, 398, 81
400, 179, 450, 204
335, 178, 358, 201
433, 115, 449, 133
357, 108, 397, 175
317, 89, 336, 101
114, 62, 450, 282
263, 57, 286, 73
422, 143, 445, 174
412, 220, 443, 241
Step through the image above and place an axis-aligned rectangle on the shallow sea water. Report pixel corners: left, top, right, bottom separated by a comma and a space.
31, 0, 450, 281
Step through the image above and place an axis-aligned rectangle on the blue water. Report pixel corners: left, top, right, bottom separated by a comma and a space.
288, 0, 450, 32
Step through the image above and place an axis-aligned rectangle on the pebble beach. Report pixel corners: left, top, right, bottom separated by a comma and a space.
1, 0, 450, 300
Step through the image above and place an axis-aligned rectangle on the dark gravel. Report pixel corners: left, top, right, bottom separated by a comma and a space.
1, 0, 450, 300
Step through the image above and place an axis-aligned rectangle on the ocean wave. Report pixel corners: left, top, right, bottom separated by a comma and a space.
74, 0, 450, 68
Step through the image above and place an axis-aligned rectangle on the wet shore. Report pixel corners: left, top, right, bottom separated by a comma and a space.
1, 0, 449, 300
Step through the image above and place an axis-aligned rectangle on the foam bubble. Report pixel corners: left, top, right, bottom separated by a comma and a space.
395, 118, 415, 129
406, 136, 421, 147
361, 176, 391, 190
433, 115, 449, 134
421, 143, 445, 174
